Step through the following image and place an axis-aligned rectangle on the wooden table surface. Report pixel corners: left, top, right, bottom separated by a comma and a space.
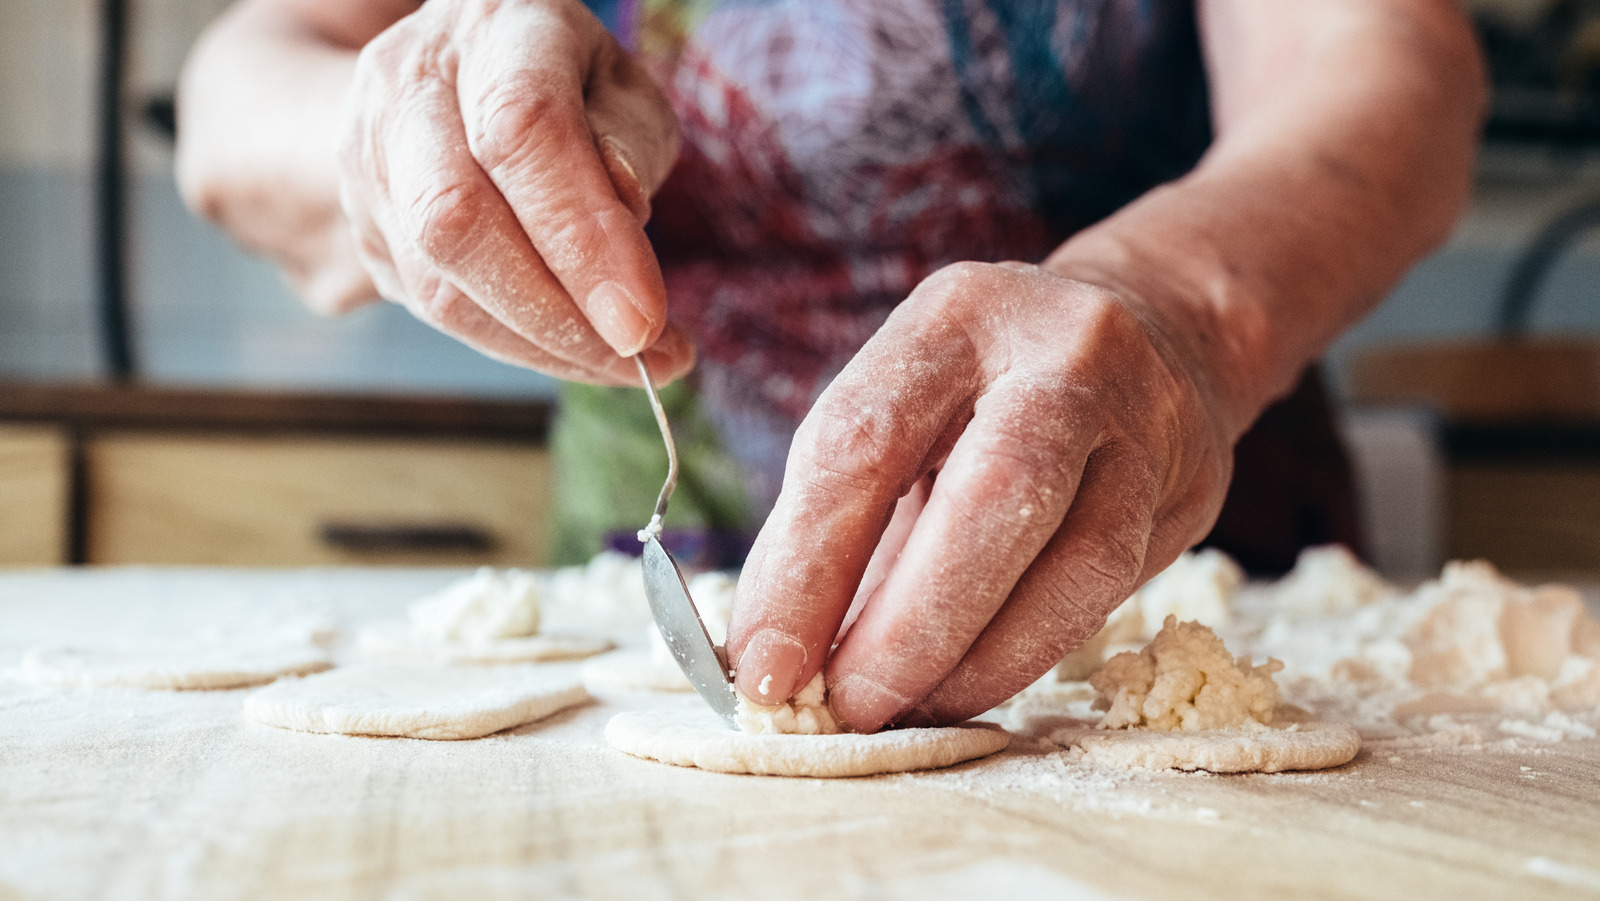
1, 568, 1597, 901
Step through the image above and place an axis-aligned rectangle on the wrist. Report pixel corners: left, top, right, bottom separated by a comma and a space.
1040, 220, 1290, 445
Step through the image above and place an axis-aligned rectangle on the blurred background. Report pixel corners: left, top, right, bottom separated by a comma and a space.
0, 0, 1597, 577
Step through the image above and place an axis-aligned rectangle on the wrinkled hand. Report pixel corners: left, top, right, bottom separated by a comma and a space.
339, 0, 692, 383
725, 261, 1238, 732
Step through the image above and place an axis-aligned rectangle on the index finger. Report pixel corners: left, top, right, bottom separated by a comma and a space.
724, 308, 977, 707
454, 5, 669, 357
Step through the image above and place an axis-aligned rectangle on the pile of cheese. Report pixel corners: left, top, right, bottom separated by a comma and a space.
1250, 555, 1600, 719
1049, 545, 1600, 736
1090, 615, 1282, 732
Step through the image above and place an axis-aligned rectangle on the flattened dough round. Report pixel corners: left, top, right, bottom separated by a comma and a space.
21, 642, 331, 691
606, 709, 1010, 777
356, 623, 612, 665
1064, 722, 1361, 773
244, 663, 589, 740
581, 651, 692, 694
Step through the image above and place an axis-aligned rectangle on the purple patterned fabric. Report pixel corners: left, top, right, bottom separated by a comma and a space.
597, 0, 1212, 513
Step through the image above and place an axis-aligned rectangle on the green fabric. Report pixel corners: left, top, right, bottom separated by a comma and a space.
550, 380, 752, 565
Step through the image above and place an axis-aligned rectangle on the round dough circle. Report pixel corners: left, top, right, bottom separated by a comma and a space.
1067, 722, 1361, 773
21, 643, 331, 691
605, 709, 1010, 777
356, 623, 612, 665
581, 651, 692, 694
244, 663, 589, 740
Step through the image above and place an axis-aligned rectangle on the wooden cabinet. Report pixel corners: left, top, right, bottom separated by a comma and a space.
1351, 340, 1600, 573
1448, 463, 1600, 572
84, 434, 549, 566
0, 425, 69, 566
0, 382, 554, 567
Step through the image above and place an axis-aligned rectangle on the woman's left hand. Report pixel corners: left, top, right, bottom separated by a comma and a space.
724, 260, 1241, 732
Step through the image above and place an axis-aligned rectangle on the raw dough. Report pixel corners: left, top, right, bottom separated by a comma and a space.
1064, 616, 1361, 773
581, 651, 695, 694
243, 663, 589, 740
21, 642, 331, 690
356, 623, 612, 665
1091, 616, 1282, 731
605, 706, 1009, 777
1065, 721, 1362, 773
408, 568, 543, 642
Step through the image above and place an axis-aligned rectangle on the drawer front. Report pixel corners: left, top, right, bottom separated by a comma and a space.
1448, 463, 1600, 573
86, 434, 550, 566
0, 425, 69, 566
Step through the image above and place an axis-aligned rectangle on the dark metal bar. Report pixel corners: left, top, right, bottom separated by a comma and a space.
1496, 197, 1600, 338
95, 0, 136, 380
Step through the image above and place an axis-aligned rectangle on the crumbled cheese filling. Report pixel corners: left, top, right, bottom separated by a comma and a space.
408, 568, 543, 643
1091, 615, 1283, 731
734, 671, 840, 735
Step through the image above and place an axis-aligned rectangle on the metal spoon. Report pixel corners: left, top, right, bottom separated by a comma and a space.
633, 355, 739, 726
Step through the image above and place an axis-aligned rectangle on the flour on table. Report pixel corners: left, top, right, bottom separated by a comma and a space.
21, 641, 331, 691
605, 703, 1008, 777
243, 663, 589, 740
583, 570, 738, 694
357, 568, 611, 665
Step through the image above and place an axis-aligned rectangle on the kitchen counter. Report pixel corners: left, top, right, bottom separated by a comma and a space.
1, 568, 1597, 901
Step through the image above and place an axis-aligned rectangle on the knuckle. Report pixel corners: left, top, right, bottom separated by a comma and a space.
790, 401, 903, 497
412, 277, 477, 334
469, 78, 577, 173
1073, 291, 1148, 356
1031, 582, 1109, 643
408, 179, 483, 264
921, 260, 994, 292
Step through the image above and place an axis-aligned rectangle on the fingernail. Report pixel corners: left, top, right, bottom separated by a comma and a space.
734, 629, 807, 703
599, 136, 650, 222
587, 281, 654, 356
829, 674, 911, 733
600, 136, 642, 188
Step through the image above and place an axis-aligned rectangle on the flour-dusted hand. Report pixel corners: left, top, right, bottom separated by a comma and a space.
726, 261, 1240, 732
338, 0, 692, 384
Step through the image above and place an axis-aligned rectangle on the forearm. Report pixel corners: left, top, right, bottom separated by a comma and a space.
1043, 0, 1485, 440
175, 0, 412, 312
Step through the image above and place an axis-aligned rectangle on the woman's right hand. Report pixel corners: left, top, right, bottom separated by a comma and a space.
339, 0, 693, 384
